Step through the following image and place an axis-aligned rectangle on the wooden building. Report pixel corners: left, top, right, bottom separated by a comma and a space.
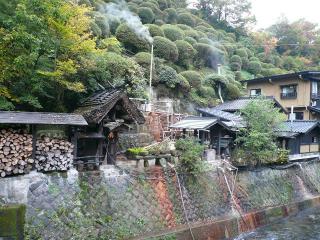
74, 89, 145, 166
0, 111, 87, 176
243, 71, 320, 120
169, 116, 237, 157
275, 120, 320, 161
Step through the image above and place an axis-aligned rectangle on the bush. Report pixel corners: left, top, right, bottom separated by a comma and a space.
180, 70, 202, 88
158, 65, 180, 88
177, 24, 191, 30
248, 61, 262, 75
108, 17, 120, 35
177, 13, 196, 27
90, 22, 102, 37
175, 40, 196, 67
154, 19, 165, 25
157, 0, 168, 10
115, 23, 150, 53
161, 24, 184, 41
235, 48, 248, 58
184, 36, 197, 45
145, 24, 164, 37
140, 2, 161, 15
134, 52, 151, 65
95, 15, 110, 37
153, 36, 179, 62
193, 43, 225, 69
163, 8, 177, 23
230, 55, 242, 71
184, 29, 200, 40
128, 2, 139, 13
175, 137, 205, 172
177, 74, 190, 92
138, 7, 155, 24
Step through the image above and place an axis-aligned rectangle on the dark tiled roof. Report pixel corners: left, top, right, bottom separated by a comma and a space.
197, 107, 243, 122
309, 106, 320, 114
75, 89, 145, 124
275, 121, 319, 134
0, 111, 87, 126
242, 71, 320, 83
211, 97, 287, 113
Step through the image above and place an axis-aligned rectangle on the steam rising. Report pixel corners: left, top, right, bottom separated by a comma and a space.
100, 0, 153, 43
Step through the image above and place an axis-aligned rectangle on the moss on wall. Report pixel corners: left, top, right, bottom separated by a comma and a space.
0, 204, 26, 240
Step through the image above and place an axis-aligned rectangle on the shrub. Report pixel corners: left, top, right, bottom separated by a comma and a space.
184, 29, 199, 40
230, 55, 242, 65
95, 15, 110, 37
134, 52, 151, 65
161, 24, 184, 41
145, 24, 164, 37
180, 70, 202, 88
157, 0, 168, 10
184, 36, 197, 45
248, 61, 262, 75
163, 8, 177, 23
177, 24, 191, 30
140, 2, 161, 14
153, 36, 179, 62
198, 37, 212, 45
108, 17, 120, 35
175, 137, 205, 172
154, 19, 165, 25
235, 48, 248, 58
90, 22, 102, 37
230, 55, 242, 71
177, 74, 190, 92
177, 13, 196, 27
98, 37, 122, 54
193, 43, 225, 69
158, 65, 180, 88
115, 23, 150, 53
175, 40, 196, 67
138, 7, 155, 24
128, 2, 139, 13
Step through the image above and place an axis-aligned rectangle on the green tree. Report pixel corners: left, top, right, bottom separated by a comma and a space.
153, 36, 179, 62
138, 7, 155, 24
235, 97, 286, 166
0, 0, 97, 111
175, 40, 196, 68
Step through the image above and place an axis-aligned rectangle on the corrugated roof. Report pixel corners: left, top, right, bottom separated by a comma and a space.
0, 111, 88, 126
169, 116, 218, 130
275, 121, 319, 134
197, 107, 243, 121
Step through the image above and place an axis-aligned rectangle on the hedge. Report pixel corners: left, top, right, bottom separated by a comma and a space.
145, 24, 164, 37
161, 24, 185, 41
177, 13, 196, 27
248, 61, 262, 75
138, 7, 155, 24
184, 36, 197, 45
175, 40, 196, 67
153, 36, 179, 62
158, 65, 179, 88
180, 70, 203, 88
115, 23, 150, 53
163, 8, 177, 23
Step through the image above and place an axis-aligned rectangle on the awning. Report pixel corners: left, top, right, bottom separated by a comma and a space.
169, 117, 218, 130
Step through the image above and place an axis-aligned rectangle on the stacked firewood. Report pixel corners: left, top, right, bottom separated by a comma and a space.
35, 137, 74, 172
0, 129, 33, 177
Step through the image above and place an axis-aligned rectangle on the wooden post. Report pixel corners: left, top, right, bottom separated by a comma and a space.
71, 127, 78, 161
31, 125, 37, 161
217, 129, 221, 157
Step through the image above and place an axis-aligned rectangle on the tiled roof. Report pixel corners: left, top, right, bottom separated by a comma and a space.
197, 107, 243, 122
275, 121, 319, 135
169, 116, 218, 130
242, 71, 320, 83
75, 89, 145, 124
0, 111, 87, 126
211, 97, 287, 113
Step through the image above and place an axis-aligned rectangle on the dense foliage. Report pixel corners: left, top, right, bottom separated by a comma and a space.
235, 98, 287, 166
1, 0, 320, 111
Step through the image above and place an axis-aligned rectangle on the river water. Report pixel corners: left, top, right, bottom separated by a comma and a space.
236, 206, 320, 240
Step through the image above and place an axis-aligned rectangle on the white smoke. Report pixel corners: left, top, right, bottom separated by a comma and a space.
99, 0, 153, 43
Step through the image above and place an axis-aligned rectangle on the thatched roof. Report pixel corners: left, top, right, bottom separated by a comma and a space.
75, 89, 145, 124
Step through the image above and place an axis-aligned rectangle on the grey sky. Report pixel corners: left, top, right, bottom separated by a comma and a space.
251, 0, 320, 29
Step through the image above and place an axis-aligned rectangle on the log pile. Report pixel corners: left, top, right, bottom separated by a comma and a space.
0, 129, 33, 177
35, 137, 74, 172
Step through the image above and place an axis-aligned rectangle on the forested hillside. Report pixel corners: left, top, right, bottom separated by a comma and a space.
1, 0, 320, 112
